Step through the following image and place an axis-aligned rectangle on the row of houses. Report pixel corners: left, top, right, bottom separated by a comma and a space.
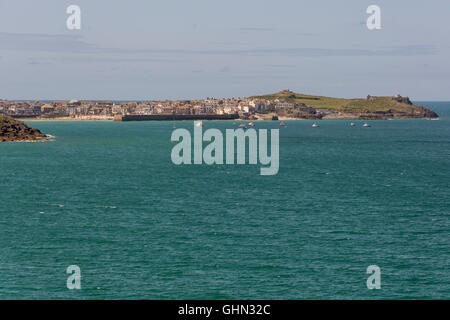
0, 97, 300, 118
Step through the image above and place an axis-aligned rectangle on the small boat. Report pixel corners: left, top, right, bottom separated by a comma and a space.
312, 122, 319, 128
195, 122, 203, 127
280, 122, 287, 127
363, 123, 371, 127
350, 122, 355, 127
248, 122, 255, 127
238, 124, 246, 129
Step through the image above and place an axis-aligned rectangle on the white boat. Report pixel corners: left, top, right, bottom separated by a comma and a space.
248, 122, 255, 127
238, 124, 246, 128
350, 122, 355, 126
363, 123, 371, 127
312, 122, 319, 128
280, 122, 287, 127
195, 122, 203, 127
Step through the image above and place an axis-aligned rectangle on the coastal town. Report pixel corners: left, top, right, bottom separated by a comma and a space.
0, 96, 265, 120
0, 90, 439, 121
0, 91, 295, 121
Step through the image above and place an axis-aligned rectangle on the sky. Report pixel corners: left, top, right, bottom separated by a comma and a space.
0, 0, 449, 100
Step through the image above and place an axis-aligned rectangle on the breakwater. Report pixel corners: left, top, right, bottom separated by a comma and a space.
114, 114, 239, 121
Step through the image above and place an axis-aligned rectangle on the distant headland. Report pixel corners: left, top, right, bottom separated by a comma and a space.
0, 90, 439, 121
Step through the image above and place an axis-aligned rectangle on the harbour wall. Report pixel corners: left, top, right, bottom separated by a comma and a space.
114, 114, 240, 121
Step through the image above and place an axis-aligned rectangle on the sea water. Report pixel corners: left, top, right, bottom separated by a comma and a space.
0, 102, 448, 299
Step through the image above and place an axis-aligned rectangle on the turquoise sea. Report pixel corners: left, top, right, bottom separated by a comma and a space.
0, 102, 449, 299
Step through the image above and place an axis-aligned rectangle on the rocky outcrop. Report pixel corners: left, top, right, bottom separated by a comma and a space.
356, 105, 439, 120
296, 103, 439, 120
0, 115, 48, 142
392, 96, 412, 105
412, 106, 440, 118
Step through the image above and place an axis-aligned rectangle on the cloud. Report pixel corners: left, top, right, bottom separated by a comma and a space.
238, 28, 317, 37
140, 45, 439, 58
239, 27, 274, 32
47, 56, 187, 63
27, 59, 41, 65
264, 64, 297, 68
294, 32, 317, 36
0, 32, 439, 58
222, 45, 439, 57
0, 32, 95, 53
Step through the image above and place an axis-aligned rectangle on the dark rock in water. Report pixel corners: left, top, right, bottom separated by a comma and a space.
0, 115, 48, 142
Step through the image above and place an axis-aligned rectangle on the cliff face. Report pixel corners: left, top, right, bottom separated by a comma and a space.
321, 105, 439, 120
0, 115, 48, 142
366, 105, 439, 120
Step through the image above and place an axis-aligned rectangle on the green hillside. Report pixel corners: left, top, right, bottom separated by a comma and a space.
250, 90, 420, 113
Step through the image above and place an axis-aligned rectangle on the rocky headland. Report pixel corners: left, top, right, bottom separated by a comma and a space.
0, 115, 48, 142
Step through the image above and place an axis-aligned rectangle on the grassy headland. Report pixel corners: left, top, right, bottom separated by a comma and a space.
250, 90, 439, 120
